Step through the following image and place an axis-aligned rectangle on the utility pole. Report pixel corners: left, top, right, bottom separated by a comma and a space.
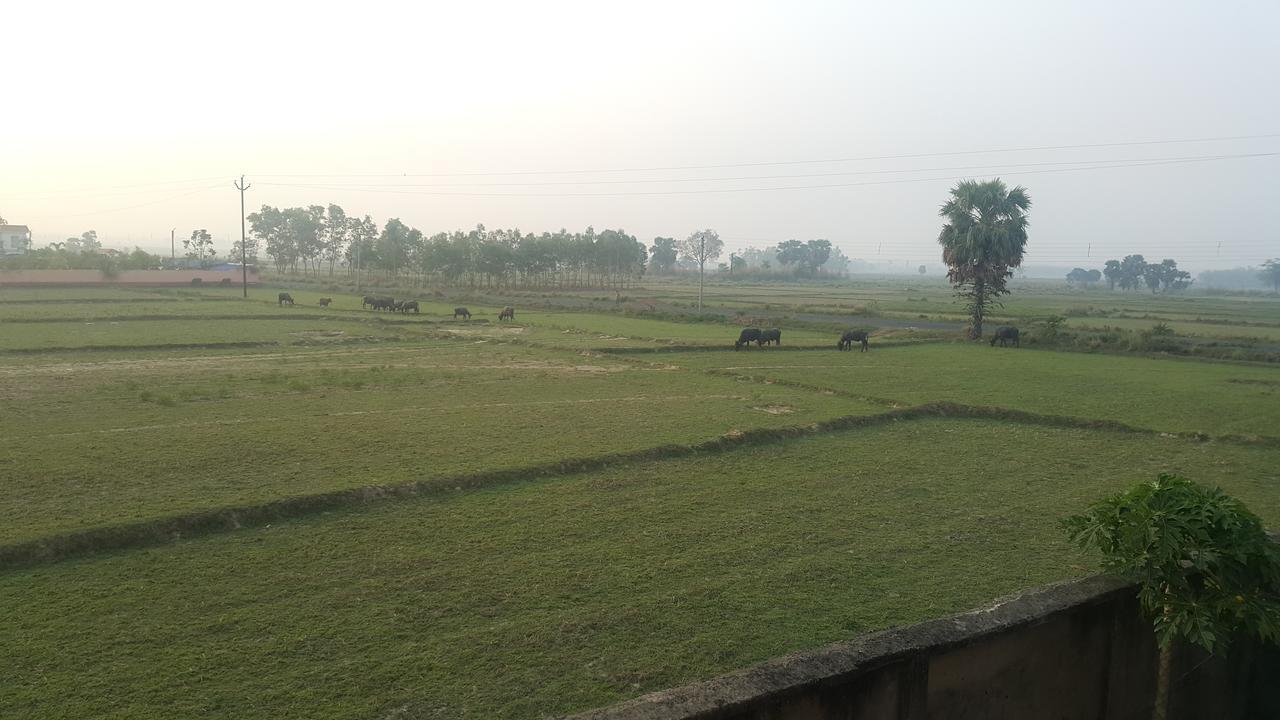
170, 228, 176, 263
234, 175, 250, 298
698, 233, 705, 312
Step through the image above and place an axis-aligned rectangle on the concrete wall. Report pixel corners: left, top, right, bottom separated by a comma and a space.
568, 575, 1279, 720
0, 269, 259, 286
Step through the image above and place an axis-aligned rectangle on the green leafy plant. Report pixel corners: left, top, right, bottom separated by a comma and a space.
1065, 474, 1280, 719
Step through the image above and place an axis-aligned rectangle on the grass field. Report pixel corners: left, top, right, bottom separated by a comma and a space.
3, 420, 1276, 719
1, 280, 1277, 718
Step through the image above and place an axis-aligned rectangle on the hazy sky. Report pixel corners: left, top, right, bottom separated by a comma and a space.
4, 0, 1277, 271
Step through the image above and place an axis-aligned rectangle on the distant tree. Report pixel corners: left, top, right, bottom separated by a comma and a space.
63, 230, 101, 254
1086, 269, 1102, 284
1103, 259, 1122, 290
821, 245, 851, 276
729, 254, 746, 274
319, 204, 349, 275
918, 264, 927, 276
124, 247, 160, 270
184, 229, 216, 267
678, 229, 722, 311
1066, 475, 1280, 720
249, 206, 291, 273
648, 237, 678, 275
774, 239, 832, 276
1260, 259, 1280, 293
1158, 259, 1192, 292
805, 239, 832, 274
1143, 262, 1164, 294
1118, 254, 1148, 291
0, 212, 6, 224
937, 179, 1032, 338
1066, 267, 1092, 285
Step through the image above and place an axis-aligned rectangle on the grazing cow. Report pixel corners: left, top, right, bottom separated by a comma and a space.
401, 300, 419, 313
278, 292, 294, 306
760, 328, 782, 347
392, 300, 404, 312
362, 295, 377, 309
318, 298, 332, 307
990, 326, 1020, 347
371, 296, 395, 311
838, 330, 869, 352
453, 307, 472, 320
498, 306, 515, 321
734, 328, 763, 350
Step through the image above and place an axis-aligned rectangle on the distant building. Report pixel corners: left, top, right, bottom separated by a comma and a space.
0, 225, 31, 256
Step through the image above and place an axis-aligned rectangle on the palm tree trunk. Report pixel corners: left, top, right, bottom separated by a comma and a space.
1152, 640, 1173, 720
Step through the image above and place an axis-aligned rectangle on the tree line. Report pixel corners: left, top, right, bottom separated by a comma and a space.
1063, 256, 1194, 293
245, 203, 858, 289
246, 204, 651, 289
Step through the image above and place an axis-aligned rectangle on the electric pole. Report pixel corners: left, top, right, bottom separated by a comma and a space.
170, 228, 176, 263
698, 233, 705, 312
234, 175, 251, 298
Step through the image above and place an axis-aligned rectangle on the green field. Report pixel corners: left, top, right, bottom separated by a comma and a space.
1, 280, 1277, 718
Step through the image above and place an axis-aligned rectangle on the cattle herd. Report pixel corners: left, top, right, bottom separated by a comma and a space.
735, 325, 1020, 351
360, 295, 420, 313
277, 292, 1019, 349
277, 293, 519, 322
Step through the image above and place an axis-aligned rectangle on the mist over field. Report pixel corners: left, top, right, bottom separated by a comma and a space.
3, 1, 1278, 272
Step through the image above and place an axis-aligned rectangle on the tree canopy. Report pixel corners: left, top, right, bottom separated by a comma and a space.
937, 179, 1031, 338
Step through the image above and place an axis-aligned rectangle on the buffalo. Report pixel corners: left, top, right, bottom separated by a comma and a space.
392, 300, 404, 312
361, 295, 377, 309
318, 298, 332, 307
498, 306, 515, 321
991, 326, 1020, 347
400, 300, 419, 313
454, 307, 472, 320
735, 328, 763, 350
278, 292, 294, 306
760, 329, 781, 347
372, 296, 395, 311
838, 330, 869, 352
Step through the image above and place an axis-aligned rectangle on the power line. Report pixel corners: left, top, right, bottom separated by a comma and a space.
251, 132, 1280, 178
255, 152, 1277, 198
248, 153, 1264, 189
20, 184, 225, 220
1, 176, 230, 198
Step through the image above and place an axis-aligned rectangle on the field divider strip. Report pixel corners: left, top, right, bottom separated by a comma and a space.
2, 401, 1273, 573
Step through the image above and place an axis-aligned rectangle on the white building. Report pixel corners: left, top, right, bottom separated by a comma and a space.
0, 225, 32, 255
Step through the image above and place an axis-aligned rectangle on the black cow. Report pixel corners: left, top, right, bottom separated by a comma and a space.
838, 330, 869, 352
735, 328, 763, 350
400, 300, 419, 313
454, 307, 472, 320
318, 298, 332, 307
498, 306, 515, 321
278, 292, 294, 306
392, 300, 404, 312
362, 295, 377, 309
991, 326, 1020, 347
760, 328, 781, 347
372, 296, 395, 311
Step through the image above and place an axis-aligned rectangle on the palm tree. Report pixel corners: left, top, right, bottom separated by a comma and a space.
937, 179, 1031, 338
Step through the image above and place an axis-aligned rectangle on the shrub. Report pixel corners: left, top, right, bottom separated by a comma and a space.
1066, 475, 1280, 720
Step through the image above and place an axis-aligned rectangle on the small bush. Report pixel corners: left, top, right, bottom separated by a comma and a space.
190, 278, 203, 285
